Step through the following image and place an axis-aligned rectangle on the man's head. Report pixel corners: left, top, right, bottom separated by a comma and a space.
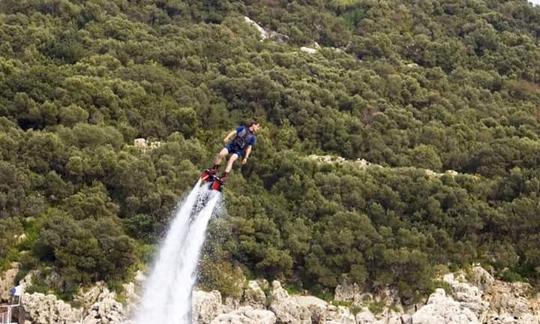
247, 120, 261, 133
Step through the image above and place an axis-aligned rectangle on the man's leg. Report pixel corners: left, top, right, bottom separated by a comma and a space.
213, 147, 229, 170
222, 153, 239, 179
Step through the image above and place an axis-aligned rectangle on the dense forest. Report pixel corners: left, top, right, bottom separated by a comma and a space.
0, 0, 539, 303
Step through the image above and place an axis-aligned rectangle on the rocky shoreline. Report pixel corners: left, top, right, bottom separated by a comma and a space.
1, 265, 538, 323
192, 267, 539, 324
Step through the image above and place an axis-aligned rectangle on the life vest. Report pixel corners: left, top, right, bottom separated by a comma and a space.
231, 126, 252, 150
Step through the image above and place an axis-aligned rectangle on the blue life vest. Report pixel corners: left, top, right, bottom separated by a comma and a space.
232, 126, 255, 150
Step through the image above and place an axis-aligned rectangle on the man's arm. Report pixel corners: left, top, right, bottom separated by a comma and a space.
242, 145, 252, 164
223, 130, 237, 143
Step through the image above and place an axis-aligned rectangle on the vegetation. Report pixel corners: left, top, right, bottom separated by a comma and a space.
0, 0, 538, 302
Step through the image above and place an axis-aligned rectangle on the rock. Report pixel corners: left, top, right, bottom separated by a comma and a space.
19, 272, 34, 290
133, 138, 146, 148
266, 31, 289, 43
355, 309, 376, 324
242, 281, 266, 309
0, 263, 19, 302
243, 16, 288, 43
43, 271, 64, 292
257, 279, 270, 291
122, 283, 135, 305
20, 276, 141, 324
434, 268, 540, 323
270, 281, 289, 301
335, 279, 361, 303
470, 266, 495, 292
223, 296, 241, 314
321, 305, 355, 323
486, 281, 538, 322
122, 282, 139, 318
355, 159, 370, 168
76, 282, 105, 309
290, 296, 328, 322
82, 287, 125, 324
269, 281, 311, 323
518, 313, 540, 324
443, 273, 489, 317
425, 169, 437, 177
412, 288, 479, 324
300, 47, 317, 54
134, 270, 146, 284
376, 311, 412, 324
483, 312, 540, 324
211, 306, 276, 324
22, 292, 83, 324
124, 270, 145, 317
374, 287, 401, 307
193, 290, 223, 324
244, 16, 269, 40
132, 138, 160, 152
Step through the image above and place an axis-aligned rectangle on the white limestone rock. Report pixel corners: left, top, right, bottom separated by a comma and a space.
0, 263, 19, 302
412, 288, 479, 324
321, 305, 355, 324
355, 308, 377, 324
470, 266, 495, 292
443, 273, 489, 317
300, 47, 318, 54
22, 292, 83, 324
243, 17, 269, 40
242, 280, 266, 309
290, 295, 328, 322
211, 306, 276, 324
335, 279, 361, 303
486, 281, 539, 323
82, 287, 125, 324
269, 281, 311, 323
192, 290, 224, 324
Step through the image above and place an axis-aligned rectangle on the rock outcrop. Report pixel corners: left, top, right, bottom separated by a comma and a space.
0, 263, 18, 302
187, 269, 540, 324
355, 309, 377, 324
211, 306, 276, 324
442, 266, 540, 323
290, 296, 328, 322
242, 280, 267, 309
243, 17, 289, 42
3, 265, 538, 324
443, 272, 489, 317
81, 286, 125, 324
268, 281, 312, 323
334, 278, 362, 305
193, 290, 224, 324
20, 283, 126, 324
484, 280, 539, 323
300, 46, 318, 54
321, 305, 356, 323
22, 292, 83, 324
412, 288, 480, 324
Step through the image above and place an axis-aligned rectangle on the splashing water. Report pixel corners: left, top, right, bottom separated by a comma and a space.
135, 180, 221, 324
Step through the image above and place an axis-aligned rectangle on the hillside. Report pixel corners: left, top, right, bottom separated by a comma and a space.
0, 0, 539, 303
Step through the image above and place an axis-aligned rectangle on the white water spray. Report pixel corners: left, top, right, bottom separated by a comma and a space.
135, 180, 221, 324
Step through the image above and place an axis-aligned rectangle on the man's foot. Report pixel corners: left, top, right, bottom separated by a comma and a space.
211, 172, 229, 191
200, 168, 217, 182
220, 172, 229, 183
211, 177, 224, 191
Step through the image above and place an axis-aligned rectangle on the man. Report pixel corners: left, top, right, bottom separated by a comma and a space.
203, 120, 261, 185
9, 284, 22, 305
